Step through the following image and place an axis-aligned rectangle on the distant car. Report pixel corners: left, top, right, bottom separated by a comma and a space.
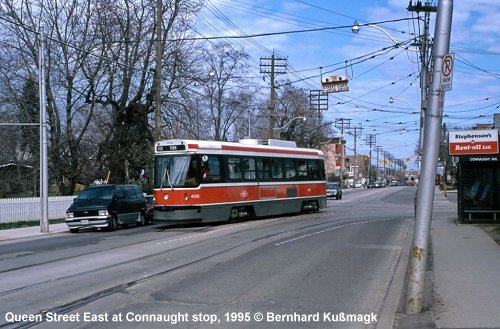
326, 182, 342, 199
355, 182, 363, 188
144, 195, 154, 224
65, 184, 147, 233
366, 182, 376, 189
390, 180, 398, 186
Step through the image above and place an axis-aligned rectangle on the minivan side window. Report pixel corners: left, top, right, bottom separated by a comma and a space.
132, 186, 144, 199
123, 186, 136, 199
115, 186, 125, 199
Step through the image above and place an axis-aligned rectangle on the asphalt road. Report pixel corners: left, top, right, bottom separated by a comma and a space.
0, 186, 416, 329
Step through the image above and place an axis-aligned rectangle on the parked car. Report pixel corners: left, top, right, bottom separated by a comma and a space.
65, 184, 147, 233
326, 182, 342, 199
366, 182, 376, 189
144, 194, 154, 224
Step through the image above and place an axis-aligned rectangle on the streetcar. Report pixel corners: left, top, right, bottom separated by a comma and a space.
153, 139, 327, 224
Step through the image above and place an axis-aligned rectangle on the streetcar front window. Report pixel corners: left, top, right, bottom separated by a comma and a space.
154, 155, 198, 188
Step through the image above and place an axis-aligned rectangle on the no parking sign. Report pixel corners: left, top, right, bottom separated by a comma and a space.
440, 53, 454, 91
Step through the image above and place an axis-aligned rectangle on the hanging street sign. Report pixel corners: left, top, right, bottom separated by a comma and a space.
321, 75, 349, 93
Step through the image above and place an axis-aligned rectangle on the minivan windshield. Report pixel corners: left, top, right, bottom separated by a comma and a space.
327, 183, 340, 189
77, 186, 114, 200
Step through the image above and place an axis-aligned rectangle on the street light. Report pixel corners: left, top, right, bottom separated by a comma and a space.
389, 97, 419, 114
352, 20, 418, 52
273, 116, 307, 132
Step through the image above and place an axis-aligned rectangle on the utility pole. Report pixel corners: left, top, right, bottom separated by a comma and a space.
335, 118, 351, 187
350, 124, 363, 187
260, 54, 287, 139
382, 151, 389, 181
374, 146, 383, 182
408, 1, 437, 172
153, 0, 163, 143
406, 0, 453, 315
309, 90, 328, 119
366, 134, 377, 184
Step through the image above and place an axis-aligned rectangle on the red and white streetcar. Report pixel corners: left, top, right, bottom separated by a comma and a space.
153, 139, 327, 224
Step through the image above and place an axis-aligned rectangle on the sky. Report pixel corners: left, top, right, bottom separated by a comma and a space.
195, 0, 500, 170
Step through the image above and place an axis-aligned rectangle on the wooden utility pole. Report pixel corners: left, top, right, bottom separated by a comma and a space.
408, 1, 437, 171
335, 118, 351, 187
350, 124, 363, 187
366, 134, 377, 184
260, 54, 287, 139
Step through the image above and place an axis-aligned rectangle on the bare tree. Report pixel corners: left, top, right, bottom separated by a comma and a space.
0, 0, 203, 194
198, 42, 251, 141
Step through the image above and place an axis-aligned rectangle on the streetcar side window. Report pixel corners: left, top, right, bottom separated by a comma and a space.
243, 158, 257, 181
257, 158, 271, 180
297, 159, 308, 178
284, 159, 296, 179
271, 158, 283, 180
308, 160, 319, 180
201, 155, 222, 182
318, 160, 326, 180
227, 157, 242, 181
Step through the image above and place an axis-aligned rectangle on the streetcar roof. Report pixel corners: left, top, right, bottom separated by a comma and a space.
155, 139, 324, 157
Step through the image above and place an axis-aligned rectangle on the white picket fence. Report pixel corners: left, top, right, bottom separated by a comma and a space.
0, 196, 74, 224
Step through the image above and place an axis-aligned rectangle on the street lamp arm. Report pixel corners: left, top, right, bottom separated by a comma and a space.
389, 97, 419, 112
367, 24, 400, 45
352, 20, 418, 52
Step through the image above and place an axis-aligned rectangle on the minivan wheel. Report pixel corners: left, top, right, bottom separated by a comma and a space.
108, 215, 117, 231
69, 228, 79, 233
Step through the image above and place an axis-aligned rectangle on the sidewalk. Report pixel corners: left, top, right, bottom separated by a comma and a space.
396, 187, 500, 328
0, 223, 69, 242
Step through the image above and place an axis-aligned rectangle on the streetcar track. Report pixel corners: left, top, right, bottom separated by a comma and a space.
0, 238, 254, 329
0, 229, 191, 274
0, 214, 372, 327
0, 213, 412, 298
0, 210, 414, 328
0, 216, 312, 297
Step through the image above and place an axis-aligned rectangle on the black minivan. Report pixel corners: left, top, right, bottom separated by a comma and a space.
65, 184, 147, 233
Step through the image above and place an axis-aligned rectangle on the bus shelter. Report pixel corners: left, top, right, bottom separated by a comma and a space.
457, 155, 500, 222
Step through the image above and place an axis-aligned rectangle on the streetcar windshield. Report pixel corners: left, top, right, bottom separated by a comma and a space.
154, 155, 198, 188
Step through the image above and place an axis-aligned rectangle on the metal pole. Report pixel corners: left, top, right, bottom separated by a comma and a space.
406, 0, 453, 314
39, 30, 49, 233
153, 0, 163, 143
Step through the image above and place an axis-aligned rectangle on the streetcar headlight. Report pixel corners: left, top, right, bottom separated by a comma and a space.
184, 193, 189, 201
163, 194, 169, 201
